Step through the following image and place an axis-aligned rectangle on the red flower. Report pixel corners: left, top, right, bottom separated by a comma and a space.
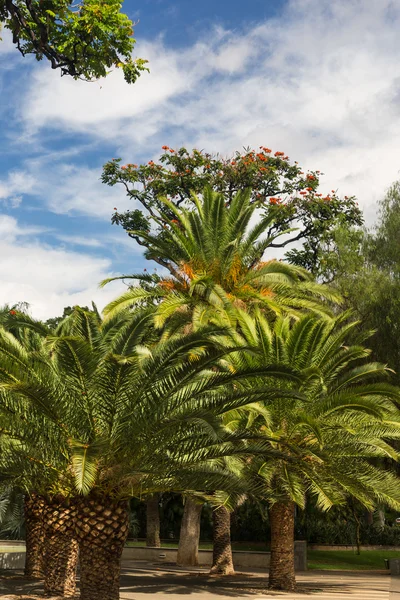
162, 145, 169, 150
299, 191, 307, 195
274, 151, 285, 157
307, 175, 316, 181
171, 219, 179, 224
269, 197, 281, 204
263, 147, 272, 153
169, 149, 175, 153
121, 165, 127, 170
9, 310, 16, 315
113, 207, 118, 210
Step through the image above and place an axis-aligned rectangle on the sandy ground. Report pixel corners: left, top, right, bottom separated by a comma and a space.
0, 562, 393, 600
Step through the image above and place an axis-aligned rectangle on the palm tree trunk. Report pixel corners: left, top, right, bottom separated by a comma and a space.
76, 496, 129, 600
24, 493, 45, 579
146, 494, 161, 547
43, 496, 79, 598
176, 497, 203, 567
210, 505, 234, 575
268, 500, 296, 591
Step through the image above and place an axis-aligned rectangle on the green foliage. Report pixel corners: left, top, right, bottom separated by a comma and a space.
102, 187, 340, 329
102, 146, 362, 274
0, 305, 300, 501
0, 0, 149, 82
325, 181, 400, 381
222, 310, 400, 512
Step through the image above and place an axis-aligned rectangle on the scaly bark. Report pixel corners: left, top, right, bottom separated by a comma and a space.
176, 496, 203, 567
76, 495, 129, 600
43, 496, 79, 598
210, 505, 234, 575
146, 494, 161, 547
268, 501, 296, 591
24, 493, 45, 579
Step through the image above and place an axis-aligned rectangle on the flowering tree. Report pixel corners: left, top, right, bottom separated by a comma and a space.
0, 0, 148, 82
102, 146, 363, 274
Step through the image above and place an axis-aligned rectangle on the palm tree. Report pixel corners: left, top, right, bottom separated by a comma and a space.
224, 310, 400, 590
145, 494, 161, 547
210, 504, 234, 575
0, 306, 300, 600
176, 496, 204, 567
101, 186, 340, 573
0, 307, 81, 595
101, 187, 338, 328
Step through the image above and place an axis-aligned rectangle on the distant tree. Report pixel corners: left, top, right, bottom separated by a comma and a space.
0, 0, 148, 82
102, 146, 363, 275
321, 181, 400, 381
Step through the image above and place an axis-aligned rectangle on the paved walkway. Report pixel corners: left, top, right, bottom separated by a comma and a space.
0, 563, 393, 599
118, 564, 390, 599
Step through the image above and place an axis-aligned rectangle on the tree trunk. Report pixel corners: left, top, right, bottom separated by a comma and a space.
210, 505, 234, 575
24, 493, 45, 579
43, 496, 79, 598
176, 497, 203, 567
76, 496, 129, 600
375, 505, 385, 530
268, 501, 296, 591
146, 494, 161, 547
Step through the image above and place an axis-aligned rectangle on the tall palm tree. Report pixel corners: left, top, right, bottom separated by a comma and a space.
224, 310, 400, 590
0, 306, 300, 600
101, 186, 340, 572
101, 187, 339, 328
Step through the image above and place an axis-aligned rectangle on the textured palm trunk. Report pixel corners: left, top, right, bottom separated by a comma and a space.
43, 496, 79, 598
76, 496, 129, 600
268, 500, 296, 591
210, 505, 234, 575
176, 497, 203, 567
146, 494, 161, 547
24, 493, 45, 579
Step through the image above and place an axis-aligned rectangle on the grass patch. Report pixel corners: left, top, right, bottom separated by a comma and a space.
308, 549, 400, 570
125, 542, 399, 570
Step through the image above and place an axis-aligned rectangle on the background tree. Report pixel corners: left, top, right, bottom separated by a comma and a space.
0, 0, 148, 82
145, 494, 161, 547
320, 181, 400, 383
102, 146, 362, 275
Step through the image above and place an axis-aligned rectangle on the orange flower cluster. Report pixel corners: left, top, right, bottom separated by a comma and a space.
269, 197, 281, 204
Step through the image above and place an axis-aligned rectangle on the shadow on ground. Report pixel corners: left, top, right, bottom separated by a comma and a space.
0, 564, 391, 598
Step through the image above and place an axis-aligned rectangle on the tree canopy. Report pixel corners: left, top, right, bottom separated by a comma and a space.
0, 0, 148, 82
102, 145, 363, 274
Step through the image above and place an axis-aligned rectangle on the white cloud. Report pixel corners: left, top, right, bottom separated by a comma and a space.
18, 0, 400, 221
0, 170, 37, 207
0, 28, 15, 56
18, 160, 135, 219
0, 214, 126, 319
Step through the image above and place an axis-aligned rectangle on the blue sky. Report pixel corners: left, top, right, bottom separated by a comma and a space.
0, 0, 400, 318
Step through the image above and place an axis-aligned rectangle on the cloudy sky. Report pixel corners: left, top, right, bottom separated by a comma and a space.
0, 0, 399, 319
